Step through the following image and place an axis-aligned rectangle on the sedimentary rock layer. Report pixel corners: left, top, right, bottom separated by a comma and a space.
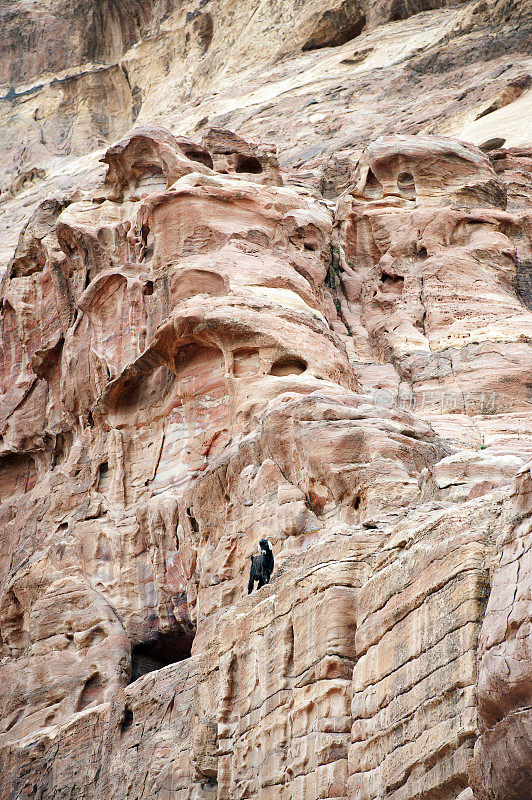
1, 120, 531, 799
1, 0, 532, 797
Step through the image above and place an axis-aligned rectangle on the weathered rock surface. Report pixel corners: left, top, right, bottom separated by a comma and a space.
0, 0, 531, 798
469, 460, 532, 800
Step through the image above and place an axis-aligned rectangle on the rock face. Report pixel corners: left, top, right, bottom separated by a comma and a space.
1, 1, 532, 799
469, 461, 532, 800
1, 120, 532, 800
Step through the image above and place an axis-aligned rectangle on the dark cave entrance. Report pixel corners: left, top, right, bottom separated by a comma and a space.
130, 624, 196, 681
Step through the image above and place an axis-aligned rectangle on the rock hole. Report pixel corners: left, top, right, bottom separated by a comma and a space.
235, 154, 263, 174
302, 7, 366, 50
5, 707, 24, 732
354, 495, 361, 510
120, 706, 134, 734
381, 271, 403, 284
140, 223, 153, 261
270, 356, 307, 376
135, 166, 166, 196
178, 142, 214, 169
397, 171, 416, 200
77, 673, 104, 712
143, 280, 154, 296
130, 625, 196, 681
363, 169, 383, 200
191, 150, 214, 169
97, 462, 111, 493
187, 507, 199, 532
380, 272, 404, 294
516, 259, 532, 311
54, 431, 73, 466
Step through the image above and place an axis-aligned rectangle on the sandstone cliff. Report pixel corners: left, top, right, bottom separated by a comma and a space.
0, 1, 531, 799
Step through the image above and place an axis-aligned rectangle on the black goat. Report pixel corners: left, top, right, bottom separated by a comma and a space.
248, 539, 274, 594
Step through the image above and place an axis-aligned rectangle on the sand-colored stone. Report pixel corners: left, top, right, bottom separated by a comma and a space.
0, 0, 531, 797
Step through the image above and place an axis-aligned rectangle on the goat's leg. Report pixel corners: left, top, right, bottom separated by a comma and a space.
257, 576, 265, 590
248, 573, 255, 594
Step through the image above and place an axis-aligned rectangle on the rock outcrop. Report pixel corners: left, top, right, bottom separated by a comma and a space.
1, 121, 532, 799
1, 0, 532, 798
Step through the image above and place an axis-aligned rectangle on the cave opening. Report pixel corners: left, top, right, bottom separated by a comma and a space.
516, 259, 532, 311
97, 461, 111, 492
270, 356, 307, 376
363, 168, 384, 199
120, 705, 134, 735
130, 624, 196, 682
397, 171, 416, 199
179, 144, 214, 169
302, 9, 366, 50
235, 154, 263, 174
187, 507, 199, 532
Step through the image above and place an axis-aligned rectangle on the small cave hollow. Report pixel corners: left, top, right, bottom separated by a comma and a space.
97, 461, 111, 493
270, 356, 307, 377
187, 507, 199, 532
397, 171, 416, 200
516, 260, 532, 311
140, 222, 154, 261
235, 154, 263, 174
191, 150, 214, 169
143, 280, 154, 296
130, 625, 196, 682
302, 8, 366, 50
380, 271, 404, 293
5, 707, 24, 733
120, 705, 134, 735
363, 168, 384, 199
134, 166, 167, 196
77, 673, 104, 712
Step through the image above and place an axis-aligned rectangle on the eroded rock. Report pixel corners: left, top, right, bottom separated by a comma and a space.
1, 119, 531, 800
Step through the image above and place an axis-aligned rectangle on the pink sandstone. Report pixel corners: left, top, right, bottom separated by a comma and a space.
0, 1, 531, 798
